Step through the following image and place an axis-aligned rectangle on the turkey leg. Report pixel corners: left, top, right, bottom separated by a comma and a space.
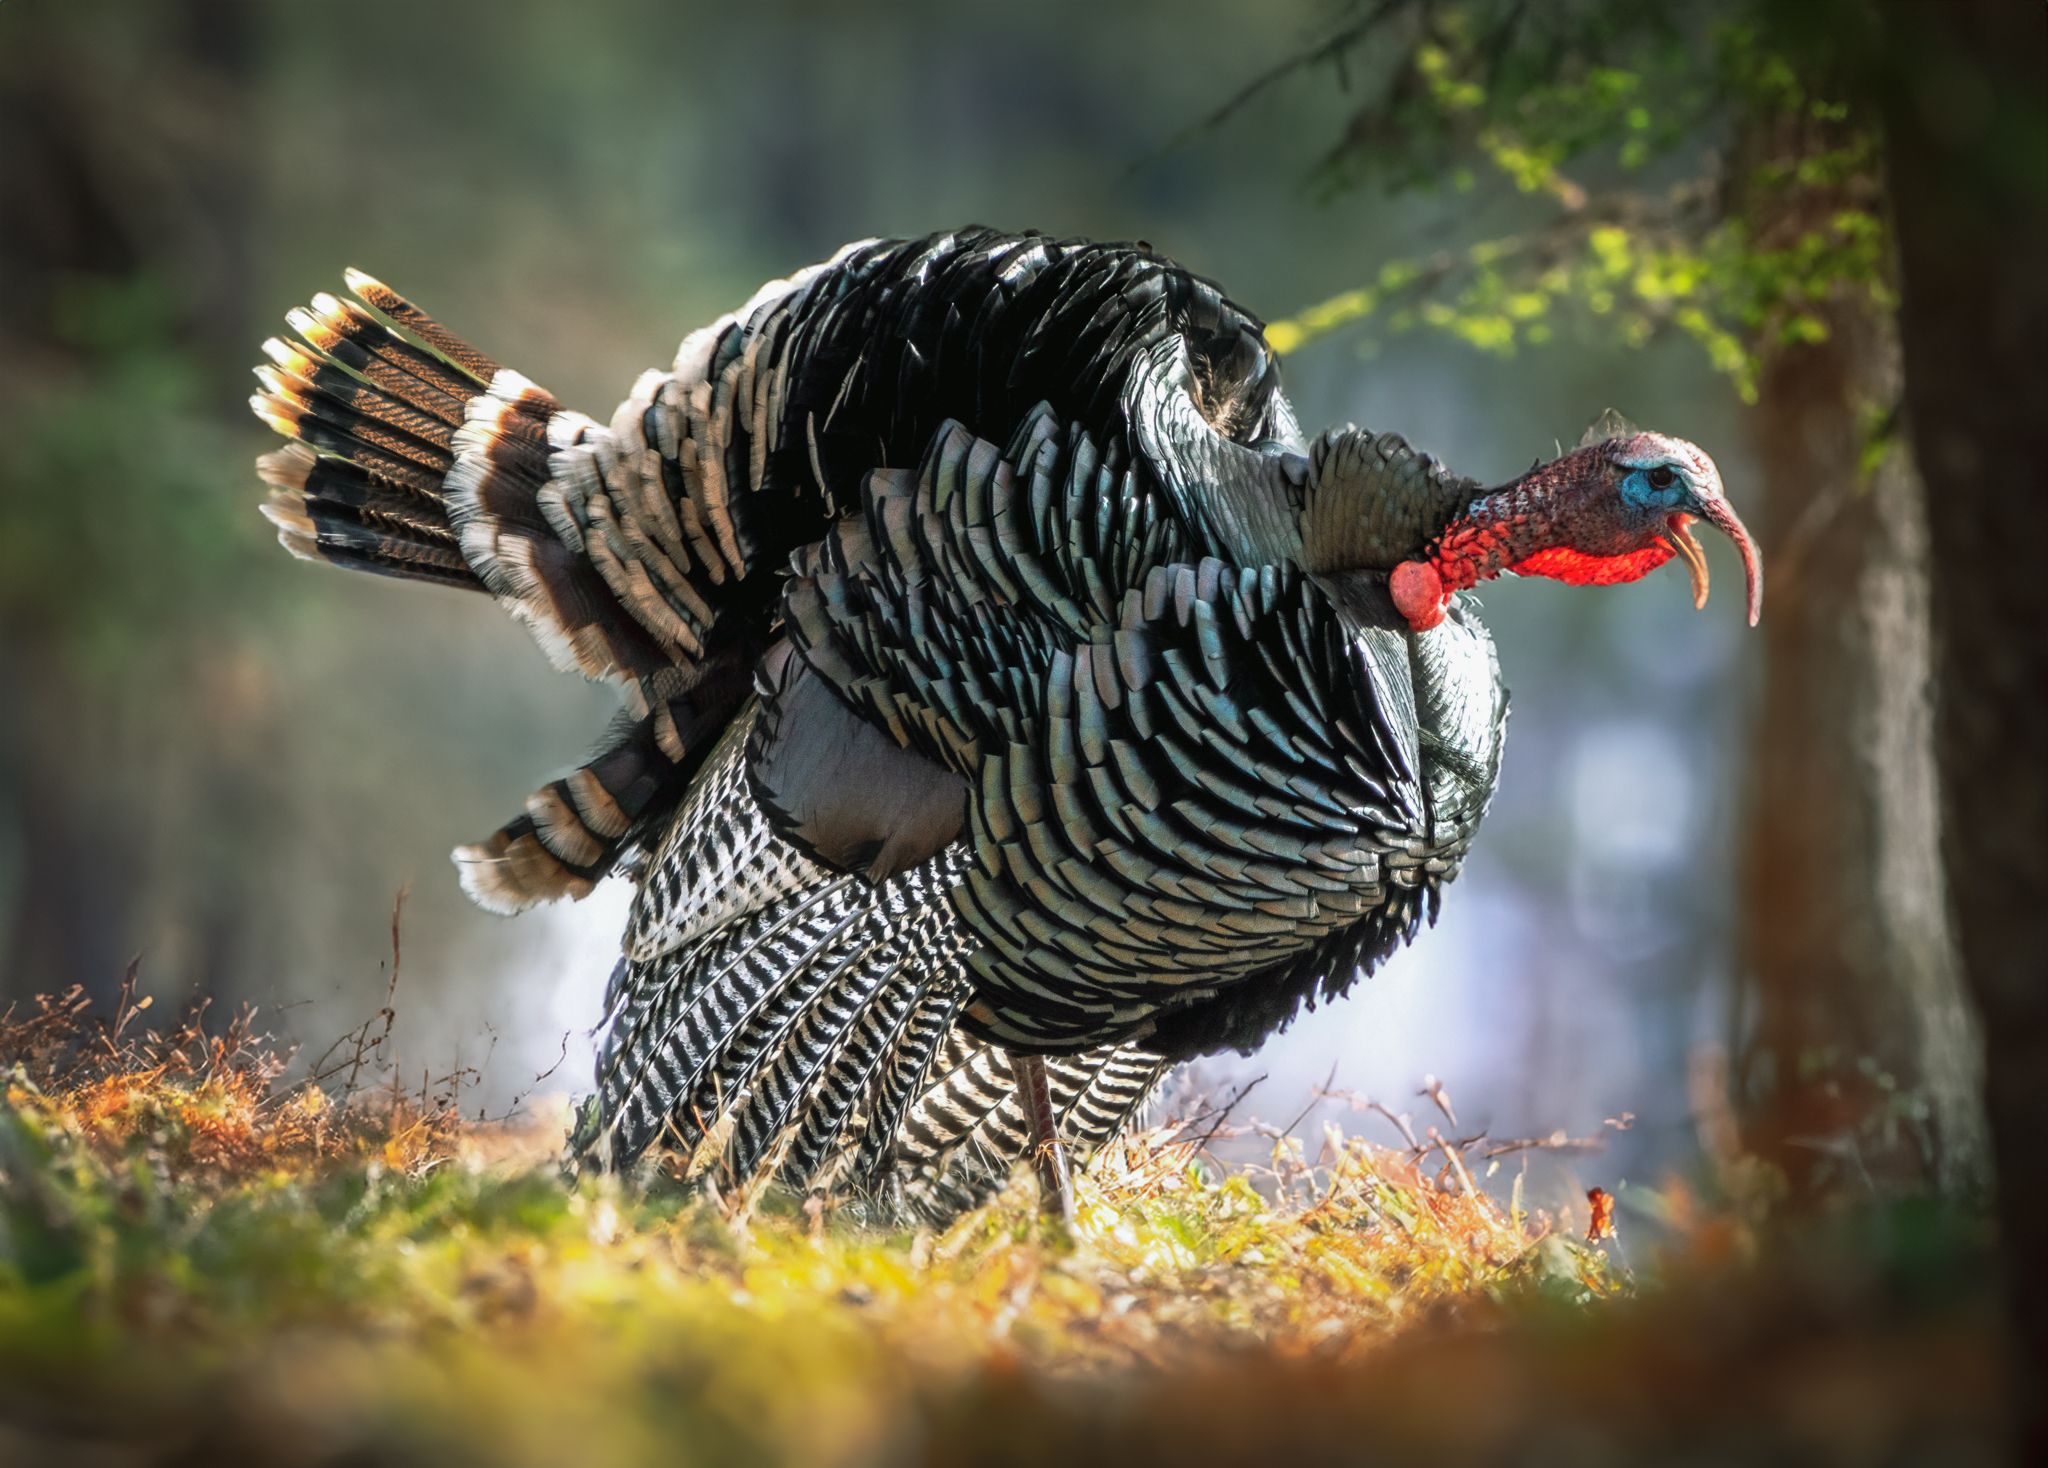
1007, 1050, 1075, 1225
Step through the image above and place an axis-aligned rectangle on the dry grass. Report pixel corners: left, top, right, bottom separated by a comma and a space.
0, 986, 2010, 1467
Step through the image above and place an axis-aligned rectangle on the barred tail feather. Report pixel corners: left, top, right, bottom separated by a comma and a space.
578, 703, 1170, 1216
345, 266, 507, 385
595, 880, 876, 1167
252, 269, 843, 927
454, 674, 755, 915
847, 983, 967, 1181
250, 276, 501, 593
256, 441, 477, 590
889, 1037, 1170, 1220
717, 887, 977, 1191
717, 949, 920, 1185
249, 270, 684, 693
782, 971, 948, 1194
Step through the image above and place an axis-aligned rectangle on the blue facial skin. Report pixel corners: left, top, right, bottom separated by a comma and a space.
1616, 460, 1695, 520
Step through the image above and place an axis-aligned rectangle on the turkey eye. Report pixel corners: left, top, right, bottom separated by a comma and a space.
1647, 466, 1676, 490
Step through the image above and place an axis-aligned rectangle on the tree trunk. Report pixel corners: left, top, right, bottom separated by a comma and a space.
1875, 0, 2048, 1434
1734, 114, 1988, 1201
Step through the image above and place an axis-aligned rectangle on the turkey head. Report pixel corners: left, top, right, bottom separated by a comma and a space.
1388, 430, 1762, 633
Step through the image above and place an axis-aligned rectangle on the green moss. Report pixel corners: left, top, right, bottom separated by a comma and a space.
0, 1025, 2002, 1465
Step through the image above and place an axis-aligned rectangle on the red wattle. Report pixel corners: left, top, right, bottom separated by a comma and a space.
1390, 560, 1446, 631
1509, 543, 1674, 587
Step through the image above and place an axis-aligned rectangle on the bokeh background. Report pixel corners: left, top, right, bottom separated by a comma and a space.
0, 0, 1763, 1192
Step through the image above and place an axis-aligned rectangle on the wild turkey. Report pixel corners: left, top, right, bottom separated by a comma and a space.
249, 227, 1760, 1220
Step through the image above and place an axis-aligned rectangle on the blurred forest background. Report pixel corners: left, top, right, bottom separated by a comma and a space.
0, 0, 2030, 1227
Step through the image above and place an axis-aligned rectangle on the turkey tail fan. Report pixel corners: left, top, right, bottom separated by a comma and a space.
250, 271, 678, 691
344, 268, 506, 385
253, 272, 747, 911
453, 709, 684, 915
254, 439, 476, 590
250, 273, 512, 591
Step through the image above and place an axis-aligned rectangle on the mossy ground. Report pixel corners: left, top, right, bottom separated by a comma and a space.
0, 990, 2009, 1466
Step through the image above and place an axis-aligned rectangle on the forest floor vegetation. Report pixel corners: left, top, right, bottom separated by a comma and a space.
0, 984, 2008, 1467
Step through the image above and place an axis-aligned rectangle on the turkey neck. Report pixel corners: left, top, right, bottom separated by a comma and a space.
1421, 451, 1616, 594
1298, 438, 1618, 589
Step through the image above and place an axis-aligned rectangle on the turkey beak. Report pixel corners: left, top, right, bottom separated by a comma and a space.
1661, 514, 1711, 611
1669, 496, 1763, 626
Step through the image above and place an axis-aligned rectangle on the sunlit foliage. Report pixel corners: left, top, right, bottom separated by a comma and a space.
1250, 2, 1890, 404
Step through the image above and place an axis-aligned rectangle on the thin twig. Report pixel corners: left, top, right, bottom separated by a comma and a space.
1139, 0, 1411, 166
1276, 1062, 1339, 1140
1182, 1075, 1267, 1153
105, 955, 144, 1052
1420, 1074, 1459, 1129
